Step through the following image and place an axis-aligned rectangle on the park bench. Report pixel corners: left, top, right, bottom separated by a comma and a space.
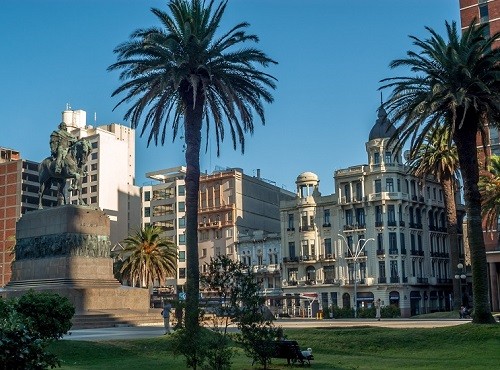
273, 340, 314, 366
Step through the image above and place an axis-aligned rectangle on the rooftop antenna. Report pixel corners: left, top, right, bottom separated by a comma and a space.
94, 112, 97, 125
380, 91, 383, 105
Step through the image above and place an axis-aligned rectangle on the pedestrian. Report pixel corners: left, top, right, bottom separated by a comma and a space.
375, 298, 382, 321
162, 300, 172, 334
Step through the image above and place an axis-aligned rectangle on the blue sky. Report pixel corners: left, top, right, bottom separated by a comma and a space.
1, 0, 460, 194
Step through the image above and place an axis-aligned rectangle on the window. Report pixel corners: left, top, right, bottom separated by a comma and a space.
91, 174, 97, 182
355, 182, 362, 201
91, 141, 98, 149
324, 238, 332, 255
144, 191, 151, 201
390, 260, 398, 278
345, 209, 353, 225
385, 151, 392, 164
324, 265, 335, 282
178, 268, 186, 279
356, 208, 365, 226
378, 261, 386, 278
302, 240, 308, 256
178, 202, 185, 212
375, 206, 382, 223
178, 185, 185, 196
179, 234, 186, 245
201, 248, 207, 258
91, 163, 98, 171
479, 3, 489, 23
288, 268, 298, 282
91, 185, 97, 193
375, 179, 382, 193
91, 152, 98, 160
200, 231, 208, 241
226, 228, 233, 238
377, 233, 383, 250
178, 251, 186, 262
178, 217, 186, 227
374, 152, 380, 164
400, 233, 406, 251
344, 183, 351, 202
215, 230, 221, 239
82, 187, 87, 194
90, 196, 97, 204
417, 234, 422, 251
397, 179, 401, 192
389, 232, 397, 253
386, 178, 394, 192
388, 205, 396, 224
144, 207, 151, 217
288, 242, 296, 258
324, 209, 330, 225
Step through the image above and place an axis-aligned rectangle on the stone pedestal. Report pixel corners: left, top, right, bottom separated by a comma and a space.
3, 205, 149, 314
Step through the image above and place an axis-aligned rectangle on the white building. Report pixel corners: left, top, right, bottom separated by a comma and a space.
280, 105, 465, 318
64, 109, 141, 247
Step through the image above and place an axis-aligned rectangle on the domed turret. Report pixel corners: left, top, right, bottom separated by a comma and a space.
296, 172, 319, 198
368, 105, 396, 141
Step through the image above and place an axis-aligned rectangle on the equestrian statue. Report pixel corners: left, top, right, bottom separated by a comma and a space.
38, 122, 92, 208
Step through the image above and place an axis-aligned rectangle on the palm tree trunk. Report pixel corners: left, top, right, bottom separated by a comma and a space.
441, 175, 461, 310
454, 128, 495, 323
184, 88, 205, 338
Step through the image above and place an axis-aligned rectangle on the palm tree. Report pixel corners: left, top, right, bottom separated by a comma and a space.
108, 0, 276, 338
479, 154, 500, 230
407, 124, 462, 309
119, 225, 177, 288
381, 20, 500, 323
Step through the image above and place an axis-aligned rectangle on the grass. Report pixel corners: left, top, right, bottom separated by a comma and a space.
49, 324, 500, 369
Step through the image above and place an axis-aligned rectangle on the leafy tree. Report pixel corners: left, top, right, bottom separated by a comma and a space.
381, 20, 500, 323
479, 154, 500, 230
119, 225, 177, 288
407, 124, 462, 309
108, 0, 277, 339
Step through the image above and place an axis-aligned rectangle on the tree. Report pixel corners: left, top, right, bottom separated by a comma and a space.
119, 225, 177, 288
108, 0, 276, 339
381, 20, 500, 323
407, 124, 462, 309
479, 154, 500, 231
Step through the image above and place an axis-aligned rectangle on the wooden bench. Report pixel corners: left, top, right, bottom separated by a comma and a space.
273, 340, 313, 366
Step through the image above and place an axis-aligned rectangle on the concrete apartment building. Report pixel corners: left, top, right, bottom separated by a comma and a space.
0, 147, 57, 286
279, 106, 465, 318
64, 109, 141, 247
141, 166, 294, 293
460, 0, 500, 311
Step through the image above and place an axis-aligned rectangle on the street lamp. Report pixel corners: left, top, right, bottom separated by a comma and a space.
454, 263, 467, 306
338, 234, 374, 318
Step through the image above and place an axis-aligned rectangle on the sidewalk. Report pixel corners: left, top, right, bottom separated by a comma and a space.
63, 318, 469, 341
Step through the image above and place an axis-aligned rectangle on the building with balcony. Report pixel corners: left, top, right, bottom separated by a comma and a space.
235, 230, 282, 312
280, 105, 465, 317
141, 166, 294, 294
0, 147, 57, 286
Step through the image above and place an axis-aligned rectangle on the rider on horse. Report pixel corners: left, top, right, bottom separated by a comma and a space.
50, 122, 77, 174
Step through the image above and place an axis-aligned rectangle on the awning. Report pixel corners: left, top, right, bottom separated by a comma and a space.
410, 291, 421, 300
389, 291, 400, 300
356, 292, 374, 301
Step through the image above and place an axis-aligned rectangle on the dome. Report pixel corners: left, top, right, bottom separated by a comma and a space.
296, 172, 319, 184
368, 105, 396, 141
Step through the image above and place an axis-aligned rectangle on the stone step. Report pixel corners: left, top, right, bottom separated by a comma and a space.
71, 309, 163, 329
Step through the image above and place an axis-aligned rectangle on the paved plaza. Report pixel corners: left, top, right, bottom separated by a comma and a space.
63, 318, 470, 341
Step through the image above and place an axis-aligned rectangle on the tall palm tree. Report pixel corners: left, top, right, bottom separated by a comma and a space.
108, 0, 276, 338
381, 20, 500, 323
119, 225, 177, 288
479, 154, 500, 230
407, 124, 462, 309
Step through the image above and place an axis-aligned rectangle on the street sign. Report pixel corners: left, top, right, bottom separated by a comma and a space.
179, 292, 186, 301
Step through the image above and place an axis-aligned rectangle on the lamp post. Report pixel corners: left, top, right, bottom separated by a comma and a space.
338, 234, 374, 318
454, 263, 467, 307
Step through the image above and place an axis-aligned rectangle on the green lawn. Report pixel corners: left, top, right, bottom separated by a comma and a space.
50, 324, 500, 369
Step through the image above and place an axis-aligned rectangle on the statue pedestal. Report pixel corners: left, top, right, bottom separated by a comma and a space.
3, 205, 149, 315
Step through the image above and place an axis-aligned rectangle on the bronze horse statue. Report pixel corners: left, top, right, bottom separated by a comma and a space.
38, 138, 92, 208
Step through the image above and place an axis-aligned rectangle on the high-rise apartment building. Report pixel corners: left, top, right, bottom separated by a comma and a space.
63, 109, 141, 246
140, 166, 294, 293
0, 147, 57, 286
280, 106, 465, 318
460, 0, 500, 311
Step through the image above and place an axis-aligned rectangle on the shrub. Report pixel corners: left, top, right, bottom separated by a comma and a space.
14, 290, 75, 340
381, 304, 401, 318
330, 305, 354, 318
0, 298, 61, 369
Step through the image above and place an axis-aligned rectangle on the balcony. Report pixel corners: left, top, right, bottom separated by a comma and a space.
324, 278, 337, 284
390, 277, 400, 284
286, 227, 295, 232
417, 277, 429, 284
401, 248, 407, 254
389, 249, 398, 255
300, 255, 316, 262
402, 277, 408, 283
436, 278, 452, 284
345, 251, 367, 258
399, 221, 405, 227
322, 223, 331, 228
378, 277, 387, 284
375, 221, 384, 227
319, 254, 335, 261
283, 257, 299, 264
410, 250, 424, 256
299, 225, 314, 232
376, 249, 385, 256
387, 221, 397, 227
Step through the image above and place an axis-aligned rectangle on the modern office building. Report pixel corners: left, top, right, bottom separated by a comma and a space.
0, 147, 57, 286
141, 166, 294, 293
63, 109, 141, 247
279, 106, 465, 318
459, 0, 500, 311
